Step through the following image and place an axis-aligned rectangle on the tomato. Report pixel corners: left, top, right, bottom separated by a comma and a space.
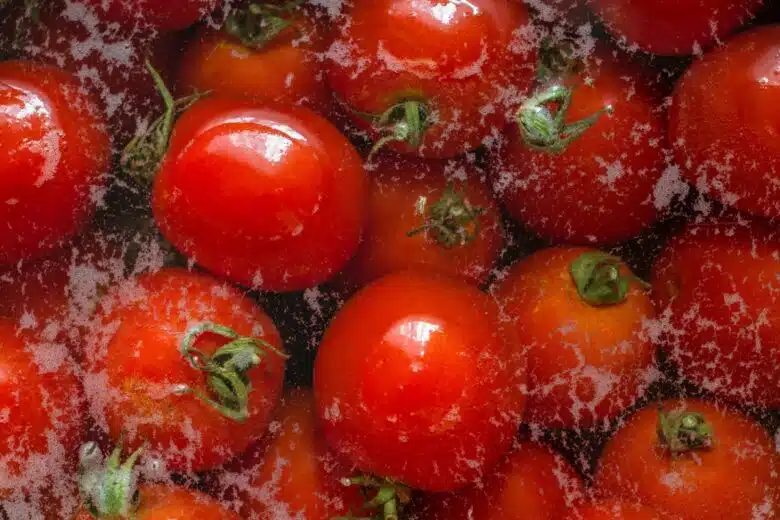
494, 45, 666, 245
337, 153, 504, 291
0, 60, 110, 266
80, 0, 220, 33
422, 441, 584, 520
152, 97, 367, 292
220, 389, 366, 519
492, 247, 657, 429
593, 399, 780, 520
177, 2, 329, 112
0, 320, 86, 514
567, 499, 664, 520
589, 0, 762, 56
327, 0, 537, 159
669, 25, 780, 219
651, 219, 780, 408
85, 268, 286, 473
314, 270, 525, 493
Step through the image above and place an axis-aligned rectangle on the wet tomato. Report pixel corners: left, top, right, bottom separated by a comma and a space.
327, 0, 537, 159
492, 247, 657, 429
567, 499, 664, 520
81, 0, 220, 33
86, 268, 286, 473
593, 399, 780, 520
314, 270, 525, 493
0, 60, 110, 266
152, 98, 367, 292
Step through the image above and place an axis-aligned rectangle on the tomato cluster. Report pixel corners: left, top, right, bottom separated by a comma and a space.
0, 0, 779, 519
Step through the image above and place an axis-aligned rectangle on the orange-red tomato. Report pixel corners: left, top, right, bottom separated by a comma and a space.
567, 499, 665, 520
423, 441, 584, 520
86, 268, 286, 473
593, 399, 780, 520
493, 247, 657, 429
338, 153, 504, 290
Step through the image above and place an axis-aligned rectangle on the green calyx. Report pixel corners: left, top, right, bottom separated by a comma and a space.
366, 100, 432, 161
173, 322, 288, 423
569, 251, 631, 306
657, 405, 714, 454
407, 182, 485, 248
78, 440, 143, 519
536, 37, 581, 85
333, 475, 412, 520
222, 0, 303, 49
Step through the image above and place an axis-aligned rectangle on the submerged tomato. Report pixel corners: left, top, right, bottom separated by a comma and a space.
153, 98, 367, 292
567, 500, 664, 520
81, 0, 220, 33
314, 271, 525, 492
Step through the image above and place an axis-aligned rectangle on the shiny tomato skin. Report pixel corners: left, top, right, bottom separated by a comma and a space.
590, 0, 762, 56
0, 60, 110, 266
80, 0, 220, 33
423, 441, 584, 520
339, 153, 504, 290
651, 219, 780, 408
153, 98, 368, 292
593, 399, 780, 520
314, 270, 525, 492
492, 247, 657, 430
327, 0, 537, 159
495, 46, 666, 245
86, 268, 285, 473
567, 500, 665, 520
670, 25, 780, 219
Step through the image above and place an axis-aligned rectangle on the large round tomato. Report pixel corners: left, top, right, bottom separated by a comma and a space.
669, 25, 780, 219
327, 0, 536, 159
567, 500, 664, 520
492, 247, 657, 429
651, 219, 780, 408
593, 399, 780, 519
338, 153, 504, 291
152, 98, 367, 292
80, 0, 220, 33
422, 441, 584, 520
314, 270, 525, 492
590, 0, 762, 56
495, 45, 666, 245
0, 60, 110, 266
86, 268, 286, 473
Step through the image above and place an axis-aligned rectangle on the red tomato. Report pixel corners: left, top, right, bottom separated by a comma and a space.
494, 46, 666, 245
327, 0, 537, 159
567, 499, 665, 520
152, 98, 367, 292
0, 60, 110, 266
338, 153, 504, 290
80, 0, 220, 33
314, 270, 525, 492
669, 25, 780, 219
423, 441, 585, 520
651, 219, 780, 408
86, 268, 286, 473
593, 399, 780, 520
493, 247, 657, 429
221, 389, 366, 519
589, 0, 762, 56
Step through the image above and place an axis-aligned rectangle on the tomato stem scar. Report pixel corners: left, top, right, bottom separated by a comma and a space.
222, 0, 303, 49
407, 182, 485, 248
657, 405, 714, 454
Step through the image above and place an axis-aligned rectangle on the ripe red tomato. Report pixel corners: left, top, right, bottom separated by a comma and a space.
221, 389, 366, 519
494, 45, 666, 245
327, 0, 537, 159
80, 0, 220, 33
422, 441, 584, 520
0, 60, 110, 266
314, 270, 525, 493
492, 247, 657, 429
338, 153, 504, 291
152, 98, 367, 292
86, 268, 286, 473
669, 25, 780, 219
589, 0, 762, 55
651, 219, 780, 408
567, 499, 664, 520
593, 399, 780, 520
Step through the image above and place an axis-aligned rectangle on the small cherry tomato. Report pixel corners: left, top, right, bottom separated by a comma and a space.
314, 270, 525, 493
152, 98, 368, 292
670, 25, 780, 219
80, 0, 220, 33
0, 60, 110, 266
492, 247, 657, 429
338, 153, 504, 291
86, 268, 286, 473
327, 0, 537, 158
567, 499, 665, 520
593, 399, 780, 520
423, 441, 585, 520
